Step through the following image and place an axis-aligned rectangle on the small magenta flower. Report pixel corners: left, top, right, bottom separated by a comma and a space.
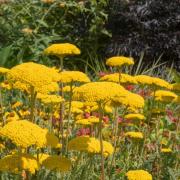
103, 116, 109, 124
76, 128, 90, 136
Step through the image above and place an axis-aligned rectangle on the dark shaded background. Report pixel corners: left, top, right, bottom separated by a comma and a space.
106, 0, 180, 71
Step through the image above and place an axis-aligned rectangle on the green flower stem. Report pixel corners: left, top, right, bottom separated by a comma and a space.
147, 85, 156, 125
118, 67, 121, 84
112, 107, 118, 141
0, 86, 5, 126
98, 103, 105, 180
49, 104, 53, 132
30, 86, 36, 122
59, 56, 65, 153
108, 107, 118, 177
65, 81, 73, 154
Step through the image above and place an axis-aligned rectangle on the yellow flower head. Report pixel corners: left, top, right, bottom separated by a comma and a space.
175, 96, 180, 104
100, 73, 137, 84
75, 119, 92, 125
0, 143, 5, 150
112, 91, 144, 109
21, 28, 33, 34
0, 67, 9, 74
44, 43, 80, 57
37, 94, 64, 105
0, 120, 58, 148
58, 71, 90, 83
90, 104, 113, 113
41, 0, 55, 3
5, 111, 19, 123
153, 90, 178, 103
135, 75, 171, 89
87, 116, 100, 124
1, 81, 11, 90
125, 131, 144, 139
170, 83, 180, 91
12, 101, 23, 109
124, 114, 145, 121
35, 153, 50, 164
42, 156, 71, 172
106, 56, 134, 67
73, 82, 127, 103
161, 148, 172, 153
68, 136, 114, 157
7, 62, 59, 94
0, 153, 39, 174
126, 170, 152, 180
19, 109, 30, 118
63, 85, 76, 92
75, 116, 100, 125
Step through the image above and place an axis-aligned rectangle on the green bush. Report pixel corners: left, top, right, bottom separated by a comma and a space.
0, 0, 110, 68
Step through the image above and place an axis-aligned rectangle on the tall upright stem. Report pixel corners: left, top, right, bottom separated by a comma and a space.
30, 86, 36, 122
118, 67, 121, 84
65, 81, 73, 153
0, 86, 5, 126
59, 56, 65, 153
98, 103, 105, 180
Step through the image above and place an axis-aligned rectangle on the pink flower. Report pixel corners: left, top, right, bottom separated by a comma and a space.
84, 112, 90, 118
92, 112, 99, 117
103, 116, 109, 123
125, 85, 134, 91
117, 117, 123, 123
98, 71, 108, 77
76, 128, 90, 136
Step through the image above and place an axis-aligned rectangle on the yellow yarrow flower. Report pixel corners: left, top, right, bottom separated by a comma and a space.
0, 120, 58, 148
135, 75, 171, 89
19, 109, 30, 118
73, 82, 127, 103
87, 116, 100, 124
68, 136, 114, 157
44, 43, 80, 57
35, 153, 50, 164
100, 73, 137, 84
0, 143, 5, 150
153, 90, 178, 103
41, 0, 55, 3
42, 156, 71, 172
171, 83, 180, 91
90, 104, 113, 113
4, 111, 19, 123
7, 62, 59, 94
161, 148, 172, 153
0, 81, 11, 90
75, 116, 100, 125
21, 28, 33, 34
0, 153, 39, 174
125, 131, 143, 139
65, 101, 84, 114
63, 85, 76, 92
126, 170, 152, 180
37, 94, 64, 105
112, 91, 144, 109
12, 101, 23, 109
175, 96, 180, 104
106, 56, 134, 67
124, 114, 145, 121
75, 119, 92, 125
0, 67, 9, 74
58, 71, 90, 83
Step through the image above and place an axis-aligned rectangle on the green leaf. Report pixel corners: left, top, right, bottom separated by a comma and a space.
0, 45, 13, 67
